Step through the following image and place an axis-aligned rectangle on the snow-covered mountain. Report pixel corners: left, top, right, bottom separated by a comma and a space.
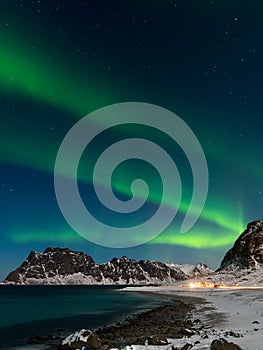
219, 220, 263, 270
186, 220, 263, 287
7, 220, 263, 286
4, 247, 211, 285
167, 262, 213, 277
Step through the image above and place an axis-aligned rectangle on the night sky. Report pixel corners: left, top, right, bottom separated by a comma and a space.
1, 0, 263, 280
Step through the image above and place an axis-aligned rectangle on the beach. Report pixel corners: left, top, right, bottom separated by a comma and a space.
4, 285, 263, 349
96, 295, 196, 347
121, 285, 263, 349
93, 288, 226, 349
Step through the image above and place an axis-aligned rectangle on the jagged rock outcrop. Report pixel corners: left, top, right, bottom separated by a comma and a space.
4, 247, 208, 285
219, 220, 263, 270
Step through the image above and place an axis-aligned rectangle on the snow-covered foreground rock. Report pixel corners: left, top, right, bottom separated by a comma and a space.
58, 329, 102, 349
123, 285, 263, 350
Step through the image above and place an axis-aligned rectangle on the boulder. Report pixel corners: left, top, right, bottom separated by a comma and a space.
143, 336, 169, 345
210, 338, 243, 350
59, 329, 101, 349
181, 344, 193, 350
172, 344, 193, 350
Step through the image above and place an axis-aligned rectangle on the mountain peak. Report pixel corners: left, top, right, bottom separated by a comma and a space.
219, 220, 263, 270
43, 247, 72, 254
4, 247, 211, 285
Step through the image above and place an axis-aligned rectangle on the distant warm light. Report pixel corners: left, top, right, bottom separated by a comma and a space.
187, 282, 262, 290
188, 281, 227, 288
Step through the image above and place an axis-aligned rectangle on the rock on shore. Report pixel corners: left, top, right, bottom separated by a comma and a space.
58, 329, 102, 349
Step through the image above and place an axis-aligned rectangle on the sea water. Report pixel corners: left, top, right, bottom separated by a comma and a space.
0, 285, 168, 349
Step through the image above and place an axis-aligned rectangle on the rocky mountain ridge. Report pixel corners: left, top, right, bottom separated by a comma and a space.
4, 247, 212, 285
5, 220, 263, 286
219, 220, 263, 270
187, 220, 263, 287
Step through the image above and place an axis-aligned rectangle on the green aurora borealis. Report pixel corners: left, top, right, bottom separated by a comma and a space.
0, 31, 244, 232
1, 0, 263, 278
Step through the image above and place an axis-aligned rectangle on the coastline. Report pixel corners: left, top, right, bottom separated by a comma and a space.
96, 295, 196, 347
121, 285, 263, 349
122, 287, 228, 329
5, 285, 263, 349
3, 286, 198, 350
0, 285, 177, 350
59, 286, 228, 349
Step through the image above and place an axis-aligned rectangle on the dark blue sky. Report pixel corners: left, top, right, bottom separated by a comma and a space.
1, 0, 263, 280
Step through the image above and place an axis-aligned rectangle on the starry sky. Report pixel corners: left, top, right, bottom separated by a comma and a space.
1, 0, 263, 280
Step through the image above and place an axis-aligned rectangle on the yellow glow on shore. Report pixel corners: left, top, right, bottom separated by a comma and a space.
187, 282, 263, 290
